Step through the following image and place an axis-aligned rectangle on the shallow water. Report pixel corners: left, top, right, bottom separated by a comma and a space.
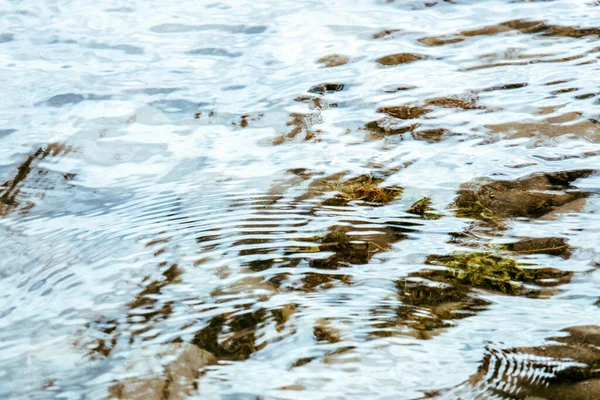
1, 0, 599, 399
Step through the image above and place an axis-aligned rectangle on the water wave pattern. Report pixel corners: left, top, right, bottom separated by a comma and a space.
0, 0, 600, 399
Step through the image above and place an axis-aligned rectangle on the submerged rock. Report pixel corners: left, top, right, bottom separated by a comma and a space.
0, 143, 77, 216
424, 252, 572, 297
393, 281, 490, 336
321, 175, 403, 206
418, 19, 600, 49
424, 96, 484, 110
108, 343, 217, 400
502, 237, 572, 258
364, 118, 419, 139
411, 128, 454, 143
192, 309, 267, 361
308, 83, 345, 95
376, 53, 426, 66
430, 325, 600, 399
316, 54, 350, 68
376, 105, 431, 120
406, 197, 441, 219
453, 170, 595, 220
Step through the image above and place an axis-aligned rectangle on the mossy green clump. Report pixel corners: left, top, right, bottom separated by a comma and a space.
323, 175, 403, 206
455, 200, 497, 221
425, 252, 572, 295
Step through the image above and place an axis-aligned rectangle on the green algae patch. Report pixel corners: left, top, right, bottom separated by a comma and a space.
424, 252, 572, 296
377, 250, 573, 340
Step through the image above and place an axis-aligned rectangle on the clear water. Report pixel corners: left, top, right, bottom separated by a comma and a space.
0, 0, 599, 399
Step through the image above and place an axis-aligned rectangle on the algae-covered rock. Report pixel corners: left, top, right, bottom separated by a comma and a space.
424, 252, 572, 296
453, 170, 594, 220
322, 175, 403, 206
108, 343, 217, 400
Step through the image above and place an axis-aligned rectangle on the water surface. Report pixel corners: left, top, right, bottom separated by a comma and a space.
1, 0, 599, 398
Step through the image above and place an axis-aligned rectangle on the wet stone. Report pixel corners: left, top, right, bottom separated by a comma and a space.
308, 83, 345, 95
108, 343, 217, 400
376, 53, 426, 66
364, 118, 419, 139
191, 309, 267, 361
424, 96, 484, 110
502, 237, 571, 258
321, 175, 403, 206
417, 36, 464, 46
316, 54, 350, 68
453, 170, 595, 220
372, 29, 401, 39
411, 128, 454, 143
376, 105, 431, 119
438, 325, 600, 399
